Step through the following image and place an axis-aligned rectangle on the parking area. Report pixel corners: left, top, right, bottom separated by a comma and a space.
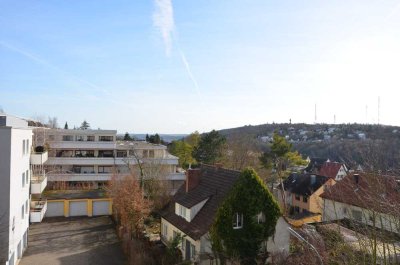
20, 216, 127, 265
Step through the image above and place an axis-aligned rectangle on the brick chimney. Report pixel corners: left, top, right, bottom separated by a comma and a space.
186, 168, 202, 192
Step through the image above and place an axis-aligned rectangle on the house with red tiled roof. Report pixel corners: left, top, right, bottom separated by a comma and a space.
318, 161, 348, 181
321, 173, 400, 235
160, 165, 290, 264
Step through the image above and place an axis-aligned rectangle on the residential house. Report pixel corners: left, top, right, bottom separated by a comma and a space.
321, 173, 400, 235
160, 165, 289, 264
304, 157, 330, 173
318, 161, 348, 181
0, 114, 48, 265
277, 173, 336, 225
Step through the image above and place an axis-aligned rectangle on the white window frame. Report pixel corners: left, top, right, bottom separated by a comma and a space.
162, 223, 168, 237
179, 205, 187, 219
233, 213, 243, 229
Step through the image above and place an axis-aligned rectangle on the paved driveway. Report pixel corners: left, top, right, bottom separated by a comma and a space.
20, 216, 127, 265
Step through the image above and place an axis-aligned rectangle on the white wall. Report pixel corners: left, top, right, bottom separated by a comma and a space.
323, 199, 400, 234
0, 117, 32, 265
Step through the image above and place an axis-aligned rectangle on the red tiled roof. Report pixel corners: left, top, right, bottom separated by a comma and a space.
318, 162, 344, 179
321, 173, 400, 217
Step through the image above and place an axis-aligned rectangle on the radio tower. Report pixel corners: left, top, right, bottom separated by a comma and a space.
314, 104, 317, 124
365, 105, 368, 124
378, 96, 380, 125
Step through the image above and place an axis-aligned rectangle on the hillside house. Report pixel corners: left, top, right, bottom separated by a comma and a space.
160, 165, 289, 264
321, 173, 400, 235
276, 173, 336, 225
318, 161, 348, 181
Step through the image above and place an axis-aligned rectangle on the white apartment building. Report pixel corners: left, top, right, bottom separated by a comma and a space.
37, 128, 184, 192
0, 115, 48, 265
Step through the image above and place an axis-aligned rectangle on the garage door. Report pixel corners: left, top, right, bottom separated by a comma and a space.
69, 201, 88, 216
46, 201, 64, 217
93, 201, 110, 216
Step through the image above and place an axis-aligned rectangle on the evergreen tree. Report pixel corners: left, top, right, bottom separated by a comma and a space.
80, 120, 90, 130
123, 132, 132, 141
192, 130, 226, 164
64, 122, 68, 129
146, 134, 150, 142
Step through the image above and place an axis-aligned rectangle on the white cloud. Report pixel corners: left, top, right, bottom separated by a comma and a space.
152, 0, 174, 56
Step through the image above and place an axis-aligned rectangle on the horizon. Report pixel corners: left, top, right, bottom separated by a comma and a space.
2, 1, 400, 133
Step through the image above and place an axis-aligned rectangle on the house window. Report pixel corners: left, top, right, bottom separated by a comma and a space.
21, 205, 24, 219
143, 150, 148, 158
22, 140, 26, 155
76, 135, 84, 141
99, 136, 113, 142
26, 140, 30, 154
25, 170, 29, 184
190, 244, 196, 259
303, 196, 308, 203
25, 200, 28, 214
351, 210, 362, 222
149, 150, 155, 158
87, 135, 95, 141
233, 213, 243, 229
62, 135, 74, 141
294, 206, 300, 214
295, 194, 300, 201
343, 207, 348, 215
179, 205, 187, 219
173, 230, 177, 239
162, 223, 168, 237
22, 172, 25, 188
98, 166, 113, 174
181, 238, 185, 251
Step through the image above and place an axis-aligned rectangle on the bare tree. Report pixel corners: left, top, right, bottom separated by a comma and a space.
47, 116, 59, 129
107, 173, 152, 239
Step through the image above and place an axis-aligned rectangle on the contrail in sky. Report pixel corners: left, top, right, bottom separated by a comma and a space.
179, 50, 201, 96
0, 40, 110, 96
152, 0, 201, 96
152, 0, 174, 57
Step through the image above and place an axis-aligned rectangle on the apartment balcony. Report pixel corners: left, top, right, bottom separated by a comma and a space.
47, 173, 113, 181
30, 199, 47, 223
166, 172, 186, 181
31, 173, 47, 194
30, 151, 48, 165
46, 157, 179, 166
49, 141, 116, 150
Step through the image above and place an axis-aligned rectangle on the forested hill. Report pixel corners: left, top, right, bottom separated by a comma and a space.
218, 123, 400, 171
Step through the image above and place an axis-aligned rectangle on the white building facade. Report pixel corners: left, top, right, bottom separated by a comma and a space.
0, 115, 34, 265
37, 128, 184, 192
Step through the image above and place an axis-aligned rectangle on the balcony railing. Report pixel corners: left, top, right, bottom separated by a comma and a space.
30, 199, 47, 223
30, 151, 48, 165
31, 174, 47, 194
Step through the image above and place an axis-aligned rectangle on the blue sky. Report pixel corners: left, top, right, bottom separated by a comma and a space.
1, 1, 400, 133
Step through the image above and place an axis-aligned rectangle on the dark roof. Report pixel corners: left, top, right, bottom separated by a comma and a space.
160, 165, 241, 240
304, 157, 329, 173
282, 173, 330, 197
321, 173, 400, 216
318, 162, 345, 179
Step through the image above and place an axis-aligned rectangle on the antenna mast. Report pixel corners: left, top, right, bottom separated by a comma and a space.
378, 96, 380, 125
314, 104, 317, 124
